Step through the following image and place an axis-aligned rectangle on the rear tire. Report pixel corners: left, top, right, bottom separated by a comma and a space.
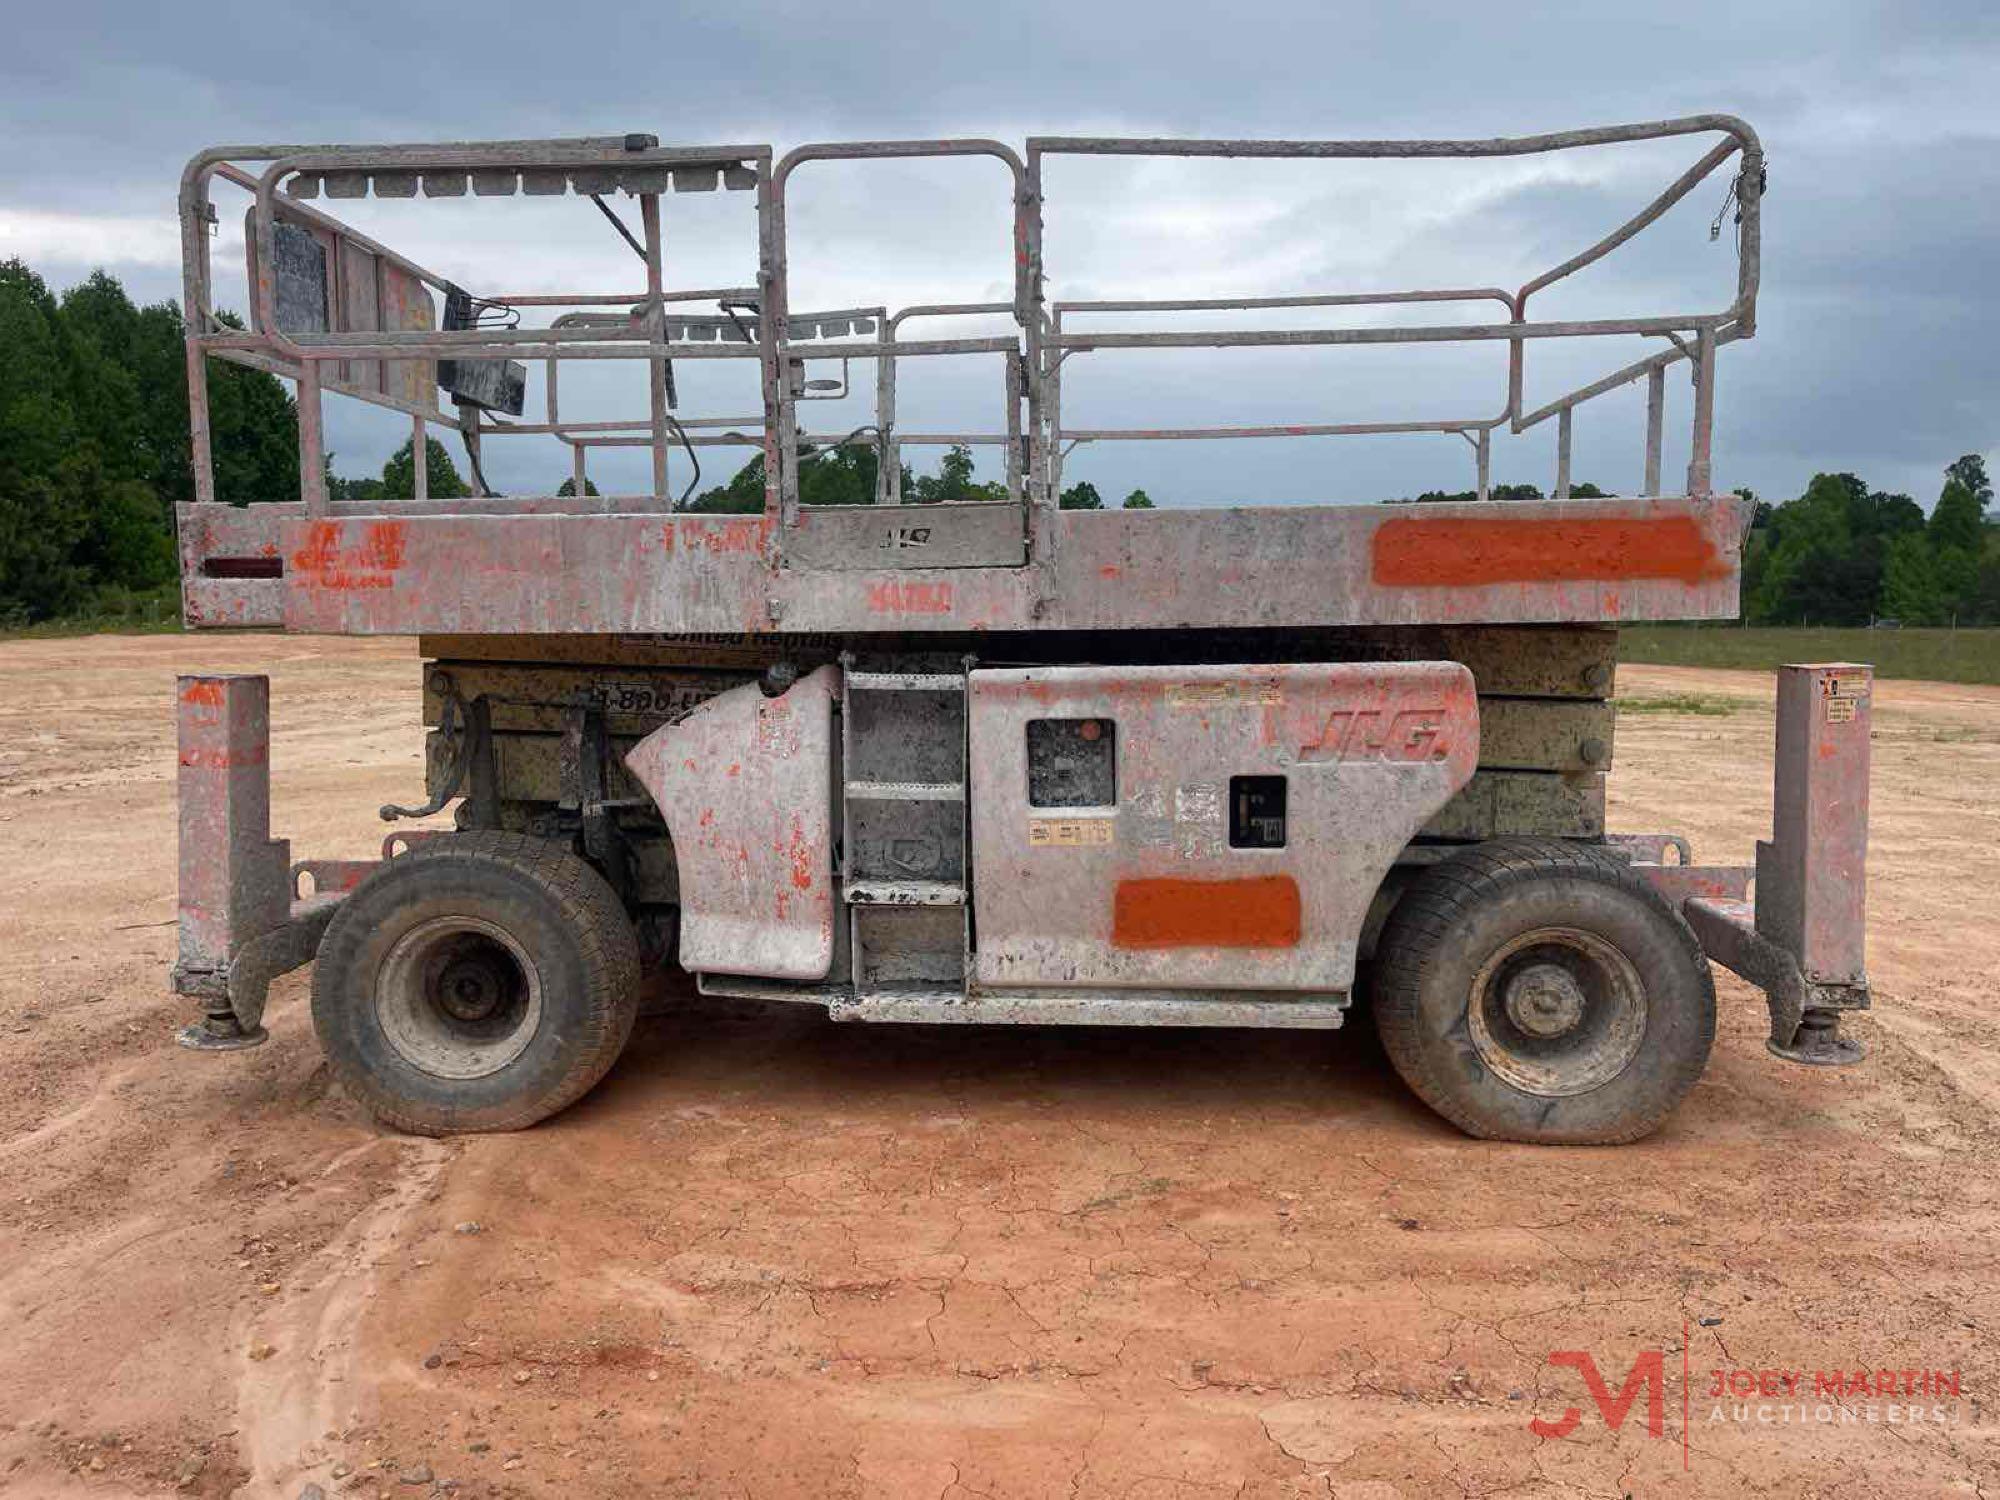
311, 833, 640, 1135
1372, 838, 1714, 1144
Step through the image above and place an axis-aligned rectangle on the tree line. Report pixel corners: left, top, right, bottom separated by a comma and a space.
1739, 461, 1997, 626
1393, 466, 1999, 624
0, 262, 295, 623
1, 261, 1990, 626
679, 442, 1152, 512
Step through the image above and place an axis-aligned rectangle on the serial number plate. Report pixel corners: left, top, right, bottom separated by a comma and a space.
1029, 817, 1114, 848
1166, 681, 1281, 709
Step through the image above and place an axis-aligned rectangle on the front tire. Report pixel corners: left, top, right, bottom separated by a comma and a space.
1372, 839, 1714, 1145
311, 833, 640, 1135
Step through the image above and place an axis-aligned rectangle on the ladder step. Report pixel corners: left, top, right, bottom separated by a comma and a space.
844, 670, 966, 692
846, 779, 964, 801
829, 991, 1351, 1029
845, 879, 965, 906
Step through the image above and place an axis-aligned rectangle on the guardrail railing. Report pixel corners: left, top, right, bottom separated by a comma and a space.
177, 116, 1761, 524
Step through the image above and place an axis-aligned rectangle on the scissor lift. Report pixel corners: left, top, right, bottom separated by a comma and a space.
169, 117, 1870, 1143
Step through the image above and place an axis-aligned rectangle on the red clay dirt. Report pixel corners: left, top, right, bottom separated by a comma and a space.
0, 634, 1995, 1498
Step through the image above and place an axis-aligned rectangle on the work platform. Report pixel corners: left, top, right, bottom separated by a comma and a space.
176, 117, 1763, 637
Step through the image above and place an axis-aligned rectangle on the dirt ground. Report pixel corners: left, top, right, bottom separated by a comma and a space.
0, 634, 1995, 1500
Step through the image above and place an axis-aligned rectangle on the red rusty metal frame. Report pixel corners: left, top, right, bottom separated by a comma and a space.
539, 302, 894, 501
171, 678, 457, 1049
169, 121, 1878, 1069
172, 664, 1870, 1067
212, 490, 1743, 637
173, 675, 344, 1048
873, 302, 1023, 507
1047, 288, 1519, 499
1609, 831, 1755, 906
1613, 664, 1872, 1065
175, 116, 1762, 549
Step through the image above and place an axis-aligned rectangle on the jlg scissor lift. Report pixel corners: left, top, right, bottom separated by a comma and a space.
170, 117, 1870, 1143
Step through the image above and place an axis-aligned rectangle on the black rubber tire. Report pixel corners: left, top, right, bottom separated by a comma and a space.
1372, 838, 1715, 1145
311, 833, 640, 1135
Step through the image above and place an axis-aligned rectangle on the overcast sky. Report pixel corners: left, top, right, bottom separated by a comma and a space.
4, 0, 1995, 508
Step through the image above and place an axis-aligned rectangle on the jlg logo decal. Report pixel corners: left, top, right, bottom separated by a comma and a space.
1298, 707, 1449, 763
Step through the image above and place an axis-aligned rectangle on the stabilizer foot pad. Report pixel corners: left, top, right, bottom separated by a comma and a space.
176, 1019, 270, 1052
1767, 1033, 1865, 1067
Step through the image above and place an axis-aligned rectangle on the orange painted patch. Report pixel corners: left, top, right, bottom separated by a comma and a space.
1371, 514, 1727, 587
289, 519, 409, 591
179, 681, 226, 708
1111, 876, 1301, 950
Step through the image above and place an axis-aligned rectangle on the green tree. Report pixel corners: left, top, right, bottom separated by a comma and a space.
0, 262, 91, 618
1059, 480, 1104, 510
381, 436, 471, 500
684, 442, 901, 513
325, 457, 385, 503
1121, 488, 1155, 509
1407, 482, 1556, 503
1972, 533, 2000, 624
55, 273, 149, 488
1745, 472, 1924, 625
59, 276, 296, 510
556, 475, 600, 497
1924, 458, 1993, 623
797, 442, 882, 507
909, 444, 1005, 504
1944, 453, 1991, 510
76, 464, 176, 589
686, 455, 767, 513
200, 313, 299, 506
1879, 533, 1948, 624
1930, 476, 1987, 556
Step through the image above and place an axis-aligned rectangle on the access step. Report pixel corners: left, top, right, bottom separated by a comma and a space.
843, 670, 967, 692
844, 779, 965, 801
844, 879, 966, 906
828, 989, 1351, 1029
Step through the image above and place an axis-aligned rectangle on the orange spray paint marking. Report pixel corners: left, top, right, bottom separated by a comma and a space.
788, 825, 816, 891
866, 580, 954, 615
677, 517, 769, 555
1112, 876, 1302, 950
178, 745, 269, 770
290, 519, 410, 591
358, 520, 407, 570
1371, 515, 1727, 587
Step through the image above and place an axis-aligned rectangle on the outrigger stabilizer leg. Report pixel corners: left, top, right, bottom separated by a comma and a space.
1682, 664, 1872, 1065
171, 675, 340, 1049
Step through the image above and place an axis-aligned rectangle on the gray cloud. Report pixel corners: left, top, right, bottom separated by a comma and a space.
4, 0, 1995, 506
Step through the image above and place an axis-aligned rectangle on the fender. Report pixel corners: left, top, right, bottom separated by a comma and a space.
625, 665, 839, 981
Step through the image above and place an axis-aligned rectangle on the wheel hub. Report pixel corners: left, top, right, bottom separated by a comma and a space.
1503, 962, 1587, 1038
1466, 927, 1648, 1099
375, 917, 543, 1080
437, 957, 506, 1023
